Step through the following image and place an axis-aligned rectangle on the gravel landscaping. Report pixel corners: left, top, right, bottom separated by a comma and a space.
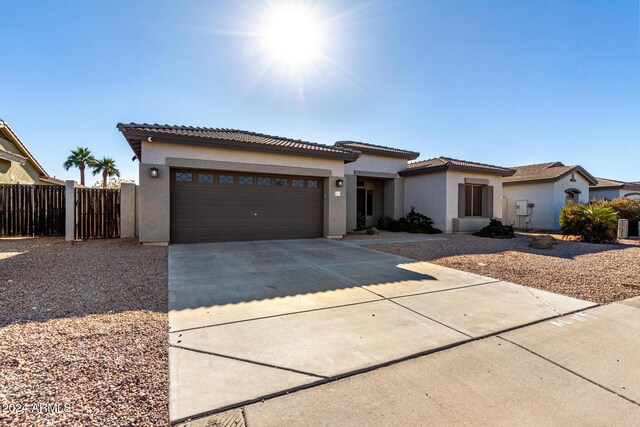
363, 233, 640, 304
0, 237, 168, 426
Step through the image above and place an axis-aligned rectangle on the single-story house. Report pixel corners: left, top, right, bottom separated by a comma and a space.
502, 162, 597, 230
399, 157, 515, 232
590, 178, 640, 200
0, 119, 63, 185
117, 123, 514, 244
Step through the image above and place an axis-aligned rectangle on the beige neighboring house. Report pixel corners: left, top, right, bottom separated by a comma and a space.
399, 157, 515, 232
502, 162, 598, 230
590, 178, 640, 200
0, 120, 63, 185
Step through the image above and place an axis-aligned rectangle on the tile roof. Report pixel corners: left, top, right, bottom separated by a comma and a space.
399, 156, 514, 176
334, 141, 419, 159
591, 177, 640, 191
503, 161, 598, 185
118, 123, 360, 162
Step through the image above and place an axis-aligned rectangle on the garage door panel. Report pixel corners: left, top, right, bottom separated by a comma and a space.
170, 169, 324, 243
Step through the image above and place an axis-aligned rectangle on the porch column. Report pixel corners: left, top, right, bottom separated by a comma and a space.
384, 177, 404, 219
120, 183, 137, 239
345, 175, 357, 231
64, 180, 76, 241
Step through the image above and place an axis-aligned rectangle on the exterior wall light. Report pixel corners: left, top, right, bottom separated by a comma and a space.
336, 179, 344, 187
150, 167, 159, 178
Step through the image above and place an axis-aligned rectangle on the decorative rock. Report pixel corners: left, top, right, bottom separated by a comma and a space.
529, 235, 557, 250
366, 227, 380, 235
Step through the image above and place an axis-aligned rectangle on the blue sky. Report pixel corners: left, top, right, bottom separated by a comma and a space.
1, 0, 638, 183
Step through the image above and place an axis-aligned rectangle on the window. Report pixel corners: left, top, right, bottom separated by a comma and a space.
366, 190, 373, 216
257, 177, 271, 186
357, 180, 365, 187
197, 173, 214, 183
239, 176, 253, 185
275, 178, 288, 187
219, 175, 234, 184
292, 179, 304, 188
175, 172, 192, 182
307, 179, 319, 188
465, 185, 484, 217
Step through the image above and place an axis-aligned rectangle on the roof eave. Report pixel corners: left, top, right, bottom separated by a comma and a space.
119, 129, 360, 163
400, 164, 514, 177
0, 121, 50, 176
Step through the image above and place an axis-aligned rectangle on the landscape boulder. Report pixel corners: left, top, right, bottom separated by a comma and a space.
529, 235, 557, 250
366, 227, 380, 235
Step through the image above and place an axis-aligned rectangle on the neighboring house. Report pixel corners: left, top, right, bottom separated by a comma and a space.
502, 162, 598, 230
117, 123, 513, 244
0, 119, 63, 185
399, 157, 515, 232
590, 178, 640, 200
335, 141, 419, 230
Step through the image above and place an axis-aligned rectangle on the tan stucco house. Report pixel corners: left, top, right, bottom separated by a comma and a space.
590, 178, 640, 201
0, 120, 62, 185
118, 123, 515, 244
502, 162, 597, 230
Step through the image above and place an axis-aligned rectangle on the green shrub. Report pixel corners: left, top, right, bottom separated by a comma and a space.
608, 197, 640, 236
377, 206, 442, 234
473, 219, 515, 239
560, 203, 619, 244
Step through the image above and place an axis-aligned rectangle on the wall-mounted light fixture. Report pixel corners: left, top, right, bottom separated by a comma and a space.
336, 179, 344, 187
150, 167, 159, 178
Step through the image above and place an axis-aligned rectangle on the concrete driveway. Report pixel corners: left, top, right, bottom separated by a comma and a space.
168, 238, 596, 424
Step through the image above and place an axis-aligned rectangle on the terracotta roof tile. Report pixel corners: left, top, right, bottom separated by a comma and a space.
399, 156, 514, 176
503, 161, 597, 185
118, 123, 360, 162
591, 177, 640, 191
334, 141, 419, 159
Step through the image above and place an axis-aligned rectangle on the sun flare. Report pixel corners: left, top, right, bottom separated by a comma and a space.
260, 3, 326, 69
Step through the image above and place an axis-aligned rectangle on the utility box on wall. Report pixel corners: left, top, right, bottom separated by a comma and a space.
516, 200, 528, 216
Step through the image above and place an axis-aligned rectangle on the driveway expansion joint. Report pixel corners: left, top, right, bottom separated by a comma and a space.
497, 334, 638, 407
171, 344, 327, 379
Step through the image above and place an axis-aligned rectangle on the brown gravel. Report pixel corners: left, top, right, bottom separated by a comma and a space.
0, 237, 168, 426
367, 233, 640, 304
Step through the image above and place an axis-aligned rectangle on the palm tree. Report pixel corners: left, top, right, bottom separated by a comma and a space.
63, 147, 95, 186
91, 157, 121, 189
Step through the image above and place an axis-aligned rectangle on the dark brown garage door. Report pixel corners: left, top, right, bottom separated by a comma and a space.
170, 169, 324, 243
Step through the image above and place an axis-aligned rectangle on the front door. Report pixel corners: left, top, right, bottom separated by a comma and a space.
356, 183, 376, 228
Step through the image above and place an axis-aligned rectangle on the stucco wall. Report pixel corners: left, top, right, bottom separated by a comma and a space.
590, 188, 622, 201
142, 141, 345, 177
344, 153, 407, 175
404, 173, 447, 231
502, 174, 590, 230
502, 182, 555, 229
0, 136, 42, 184
444, 171, 504, 232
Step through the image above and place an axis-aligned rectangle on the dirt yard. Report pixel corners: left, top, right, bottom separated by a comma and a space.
360, 232, 640, 304
0, 238, 168, 426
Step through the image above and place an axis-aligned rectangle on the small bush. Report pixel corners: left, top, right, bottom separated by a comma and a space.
608, 197, 640, 236
473, 219, 515, 239
377, 206, 442, 234
560, 203, 619, 244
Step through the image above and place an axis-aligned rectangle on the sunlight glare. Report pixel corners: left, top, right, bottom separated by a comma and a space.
260, 3, 325, 69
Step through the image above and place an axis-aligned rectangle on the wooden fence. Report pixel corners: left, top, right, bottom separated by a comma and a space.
0, 184, 66, 237
75, 187, 121, 239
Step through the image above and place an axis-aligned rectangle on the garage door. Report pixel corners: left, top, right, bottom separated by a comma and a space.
170, 169, 324, 243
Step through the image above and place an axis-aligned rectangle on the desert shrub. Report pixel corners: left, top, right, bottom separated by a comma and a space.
559, 202, 585, 235
377, 206, 442, 234
473, 219, 515, 239
560, 204, 619, 244
608, 197, 640, 236
356, 214, 366, 231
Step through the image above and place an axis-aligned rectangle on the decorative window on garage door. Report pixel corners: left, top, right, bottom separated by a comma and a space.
275, 178, 288, 187
219, 175, 234, 184
197, 173, 214, 183
239, 176, 253, 185
292, 179, 304, 188
175, 172, 192, 182
307, 179, 319, 188
257, 177, 271, 186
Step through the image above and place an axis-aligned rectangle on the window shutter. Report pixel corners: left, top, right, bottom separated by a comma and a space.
482, 186, 494, 217
458, 184, 466, 218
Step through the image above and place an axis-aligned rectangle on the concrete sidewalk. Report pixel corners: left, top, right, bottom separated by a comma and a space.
191, 297, 640, 426
168, 239, 597, 424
